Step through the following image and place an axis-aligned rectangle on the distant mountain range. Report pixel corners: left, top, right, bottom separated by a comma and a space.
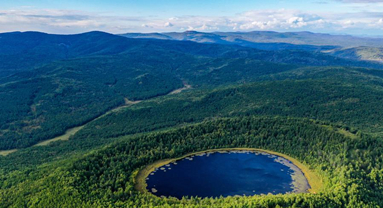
3, 30, 382, 80
121, 31, 383, 63
121, 31, 383, 48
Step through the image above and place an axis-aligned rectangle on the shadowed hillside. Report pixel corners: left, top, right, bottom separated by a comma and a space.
1, 31, 382, 150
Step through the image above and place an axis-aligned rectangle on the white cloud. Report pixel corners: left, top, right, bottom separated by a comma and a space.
340, 20, 356, 28
0, 9, 148, 33
164, 22, 173, 27
196, 23, 219, 31
229, 9, 326, 30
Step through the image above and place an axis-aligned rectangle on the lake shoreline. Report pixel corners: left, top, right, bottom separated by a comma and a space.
134, 147, 323, 198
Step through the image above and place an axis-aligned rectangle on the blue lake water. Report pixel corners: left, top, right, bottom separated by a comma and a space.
146, 151, 310, 199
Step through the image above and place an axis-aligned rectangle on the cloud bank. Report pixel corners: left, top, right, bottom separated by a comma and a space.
0, 8, 382, 36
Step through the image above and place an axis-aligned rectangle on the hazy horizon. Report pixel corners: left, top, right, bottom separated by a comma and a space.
0, 0, 382, 36
2, 30, 383, 39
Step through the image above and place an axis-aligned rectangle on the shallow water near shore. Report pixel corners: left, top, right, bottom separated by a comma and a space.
146, 150, 310, 199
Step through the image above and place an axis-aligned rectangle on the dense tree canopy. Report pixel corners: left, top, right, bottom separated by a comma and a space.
1, 32, 383, 208
2, 117, 383, 207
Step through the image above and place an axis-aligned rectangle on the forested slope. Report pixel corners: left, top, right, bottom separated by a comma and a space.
74, 66, 383, 142
2, 65, 383, 170
2, 31, 383, 208
2, 117, 383, 207
3, 31, 382, 150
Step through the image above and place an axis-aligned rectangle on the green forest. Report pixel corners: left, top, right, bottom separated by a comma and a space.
2, 117, 383, 207
2, 31, 383, 207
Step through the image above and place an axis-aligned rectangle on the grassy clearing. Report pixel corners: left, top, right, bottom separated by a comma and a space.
320, 124, 359, 139
0, 149, 17, 156
337, 129, 359, 139
34, 126, 84, 147
135, 148, 323, 196
169, 84, 192, 95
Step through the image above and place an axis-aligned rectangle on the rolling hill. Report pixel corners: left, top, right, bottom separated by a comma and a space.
2, 31, 383, 150
2, 30, 383, 208
326, 46, 383, 63
121, 30, 383, 49
122, 31, 383, 64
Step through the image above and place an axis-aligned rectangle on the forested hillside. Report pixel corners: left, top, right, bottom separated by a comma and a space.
3, 31, 382, 150
2, 117, 383, 207
2, 31, 383, 208
326, 46, 383, 63
73, 67, 383, 141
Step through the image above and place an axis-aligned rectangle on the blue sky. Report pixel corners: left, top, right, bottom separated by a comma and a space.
0, 0, 382, 36
0, 0, 345, 16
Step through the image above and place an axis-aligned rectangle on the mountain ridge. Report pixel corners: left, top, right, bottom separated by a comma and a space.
121, 30, 383, 48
